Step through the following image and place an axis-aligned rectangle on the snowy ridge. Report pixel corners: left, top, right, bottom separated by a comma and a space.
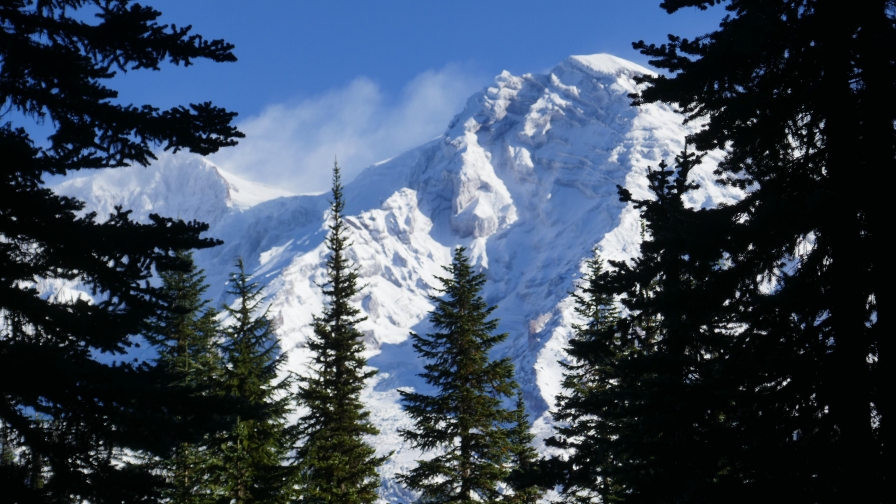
54, 152, 293, 227
50, 54, 741, 502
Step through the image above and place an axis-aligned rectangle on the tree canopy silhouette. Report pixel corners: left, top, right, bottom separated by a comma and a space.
549, 1, 890, 502
0, 1, 243, 501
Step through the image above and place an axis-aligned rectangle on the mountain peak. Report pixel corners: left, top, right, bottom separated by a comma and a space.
46, 53, 740, 502
565, 53, 654, 78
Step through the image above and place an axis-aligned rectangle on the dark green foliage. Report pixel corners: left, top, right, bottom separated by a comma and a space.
548, 250, 625, 503
504, 391, 545, 504
0, 1, 242, 501
621, 153, 735, 503
551, 152, 739, 504
0, 418, 34, 500
398, 246, 522, 504
143, 250, 223, 504
295, 164, 386, 504
215, 259, 296, 504
632, 0, 888, 499
146, 251, 222, 389
548, 1, 890, 502
1, 420, 15, 466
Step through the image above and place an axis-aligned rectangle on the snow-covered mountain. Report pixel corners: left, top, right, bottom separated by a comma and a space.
54, 54, 740, 502
55, 153, 294, 226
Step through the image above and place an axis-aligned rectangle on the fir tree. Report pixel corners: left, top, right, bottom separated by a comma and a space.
548, 152, 737, 504
294, 163, 386, 504
616, 0, 890, 500
504, 391, 545, 504
547, 250, 624, 503
143, 250, 223, 504
613, 154, 734, 503
215, 259, 296, 504
398, 246, 520, 504
0, 1, 243, 501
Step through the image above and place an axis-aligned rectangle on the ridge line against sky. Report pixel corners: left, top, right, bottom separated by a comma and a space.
40, 1, 725, 193
207, 62, 486, 194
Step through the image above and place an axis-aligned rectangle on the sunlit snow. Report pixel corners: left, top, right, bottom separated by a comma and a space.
51, 54, 741, 502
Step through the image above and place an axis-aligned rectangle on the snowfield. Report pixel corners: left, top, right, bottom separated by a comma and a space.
53, 54, 740, 502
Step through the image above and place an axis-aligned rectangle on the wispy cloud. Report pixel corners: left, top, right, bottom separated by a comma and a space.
207, 63, 486, 194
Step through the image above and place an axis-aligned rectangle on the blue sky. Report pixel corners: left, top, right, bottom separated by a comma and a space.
71, 1, 727, 192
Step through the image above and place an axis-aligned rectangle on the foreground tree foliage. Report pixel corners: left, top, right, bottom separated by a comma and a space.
143, 251, 223, 504
636, 1, 888, 500
399, 247, 537, 504
294, 164, 386, 504
548, 250, 626, 503
552, 153, 736, 503
549, 1, 890, 502
503, 391, 545, 504
0, 1, 243, 501
214, 260, 296, 504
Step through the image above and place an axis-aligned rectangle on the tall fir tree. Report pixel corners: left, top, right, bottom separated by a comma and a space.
547, 250, 624, 503
0, 1, 243, 501
398, 246, 528, 504
214, 259, 296, 504
630, 0, 888, 501
623, 153, 735, 503
143, 250, 223, 504
549, 152, 738, 504
546, 1, 891, 501
294, 163, 386, 504
503, 390, 545, 504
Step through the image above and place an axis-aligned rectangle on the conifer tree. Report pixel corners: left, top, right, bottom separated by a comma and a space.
294, 163, 385, 504
0, 1, 243, 501
504, 391, 545, 504
549, 152, 737, 504
398, 246, 520, 504
611, 0, 891, 501
548, 250, 624, 503
143, 250, 223, 504
215, 259, 296, 504
615, 154, 734, 503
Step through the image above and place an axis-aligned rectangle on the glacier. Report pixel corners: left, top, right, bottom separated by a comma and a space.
53, 53, 741, 502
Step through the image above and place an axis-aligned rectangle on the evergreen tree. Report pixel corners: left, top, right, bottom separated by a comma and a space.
143, 250, 223, 504
215, 259, 296, 504
398, 246, 520, 504
547, 1, 890, 501
294, 163, 386, 504
547, 250, 624, 503
549, 152, 737, 504
0, 1, 243, 501
503, 391, 545, 504
631, 0, 889, 501
616, 153, 735, 504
